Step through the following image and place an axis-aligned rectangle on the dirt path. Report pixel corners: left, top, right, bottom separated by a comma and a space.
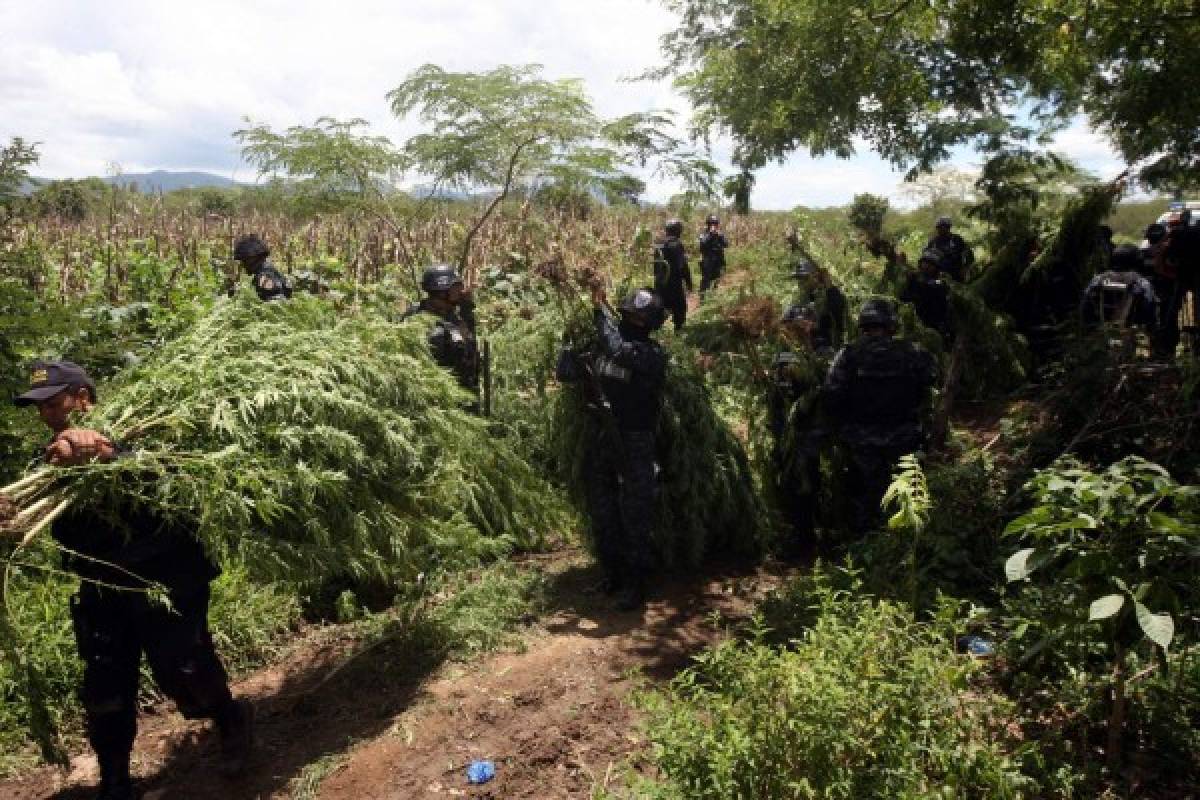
2, 551, 792, 800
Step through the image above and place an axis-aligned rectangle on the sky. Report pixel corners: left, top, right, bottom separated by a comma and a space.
0, 0, 1130, 209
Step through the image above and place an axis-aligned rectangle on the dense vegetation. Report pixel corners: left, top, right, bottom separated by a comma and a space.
2, 21, 1199, 793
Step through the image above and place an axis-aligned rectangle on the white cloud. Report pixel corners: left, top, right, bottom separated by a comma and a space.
0, 0, 1132, 209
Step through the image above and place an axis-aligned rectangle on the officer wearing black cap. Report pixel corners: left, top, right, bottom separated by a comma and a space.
10, 361, 252, 800
233, 234, 293, 302
556, 287, 667, 610
698, 214, 728, 295
790, 258, 848, 350
654, 219, 693, 330
926, 216, 974, 282
900, 249, 952, 340
402, 264, 481, 397
768, 303, 833, 557
823, 300, 938, 533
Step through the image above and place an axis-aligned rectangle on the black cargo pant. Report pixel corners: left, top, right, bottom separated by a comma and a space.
70, 581, 236, 774
699, 258, 723, 294
660, 285, 687, 331
584, 429, 658, 586
775, 430, 823, 554
844, 431, 923, 534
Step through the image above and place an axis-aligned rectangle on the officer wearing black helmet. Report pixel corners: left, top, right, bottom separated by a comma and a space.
823, 299, 938, 533
232, 234, 293, 302
790, 258, 848, 350
653, 218, 693, 330
556, 286, 668, 610
768, 303, 834, 557
401, 264, 481, 398
6, 361, 252, 800
698, 214, 729, 295
925, 216, 974, 282
899, 249, 952, 340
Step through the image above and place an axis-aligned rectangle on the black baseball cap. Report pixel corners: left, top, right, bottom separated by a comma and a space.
14, 360, 97, 406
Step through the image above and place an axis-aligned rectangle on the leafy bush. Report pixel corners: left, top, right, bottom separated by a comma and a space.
1003, 456, 1200, 774
636, 576, 1034, 799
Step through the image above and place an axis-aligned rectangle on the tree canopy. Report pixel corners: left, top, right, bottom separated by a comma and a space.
657, 0, 1200, 186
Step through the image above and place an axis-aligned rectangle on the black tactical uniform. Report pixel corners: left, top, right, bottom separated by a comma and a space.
249, 261, 294, 302
13, 362, 249, 800
233, 234, 293, 302
557, 290, 667, 609
1081, 266, 1159, 332
655, 219, 693, 330
698, 215, 728, 294
823, 300, 938, 533
926, 218, 974, 282
768, 305, 833, 555
1156, 223, 1199, 359
900, 253, 951, 339
403, 264, 481, 397
791, 259, 848, 350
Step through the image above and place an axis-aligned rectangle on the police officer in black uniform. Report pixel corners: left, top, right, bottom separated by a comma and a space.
556, 287, 667, 611
900, 249, 952, 340
655, 219, 693, 331
698, 214, 729, 295
791, 258, 848, 350
401, 264, 481, 398
1081, 245, 1160, 333
823, 300, 939, 533
232, 234, 293, 302
10, 361, 252, 800
768, 303, 833, 557
926, 216, 974, 282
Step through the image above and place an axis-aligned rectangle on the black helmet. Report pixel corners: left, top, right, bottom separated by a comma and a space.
618, 288, 666, 330
857, 298, 898, 330
1110, 244, 1141, 271
421, 263, 463, 293
233, 234, 269, 262
917, 248, 942, 268
705, 214, 720, 226
790, 258, 816, 279
664, 219, 683, 237
781, 303, 817, 324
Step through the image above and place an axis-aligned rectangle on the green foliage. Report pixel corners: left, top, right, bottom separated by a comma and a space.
1004, 457, 1199, 659
657, 1, 1199, 184
636, 576, 1033, 798
7, 293, 563, 587
1002, 456, 1200, 780
882, 454, 931, 613
234, 117, 404, 212
847, 193, 889, 238
0, 137, 39, 221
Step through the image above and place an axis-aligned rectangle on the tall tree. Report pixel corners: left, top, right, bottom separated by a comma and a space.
234, 117, 404, 211
0, 138, 40, 226
388, 64, 718, 270
656, 0, 1200, 186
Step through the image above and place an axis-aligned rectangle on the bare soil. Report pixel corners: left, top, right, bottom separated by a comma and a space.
1, 550, 794, 800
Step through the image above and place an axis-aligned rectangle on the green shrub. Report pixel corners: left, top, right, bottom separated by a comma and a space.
636, 578, 1034, 799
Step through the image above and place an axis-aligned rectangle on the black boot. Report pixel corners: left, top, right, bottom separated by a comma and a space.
95, 749, 135, 800
217, 699, 255, 777
615, 577, 646, 612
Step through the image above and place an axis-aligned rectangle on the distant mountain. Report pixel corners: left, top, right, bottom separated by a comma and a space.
103, 171, 240, 192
